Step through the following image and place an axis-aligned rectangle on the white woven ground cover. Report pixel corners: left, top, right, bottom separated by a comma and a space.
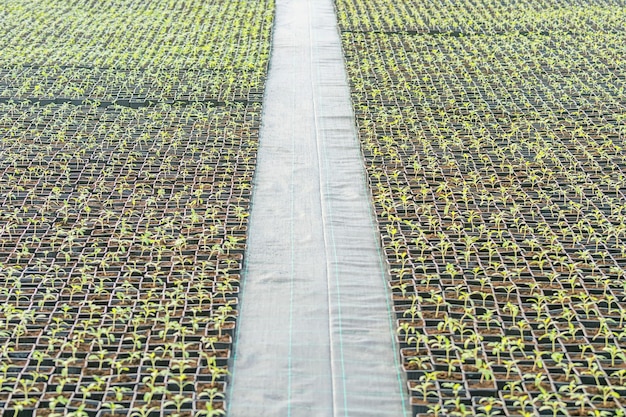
227, 0, 409, 415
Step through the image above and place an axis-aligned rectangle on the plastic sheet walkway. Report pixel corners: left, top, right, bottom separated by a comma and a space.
227, 0, 410, 415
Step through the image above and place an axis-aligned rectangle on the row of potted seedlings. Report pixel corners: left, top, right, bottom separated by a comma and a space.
0, 0, 273, 104
336, 0, 626, 34
0, 100, 256, 417
336, 0, 626, 415
0, 0, 274, 415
